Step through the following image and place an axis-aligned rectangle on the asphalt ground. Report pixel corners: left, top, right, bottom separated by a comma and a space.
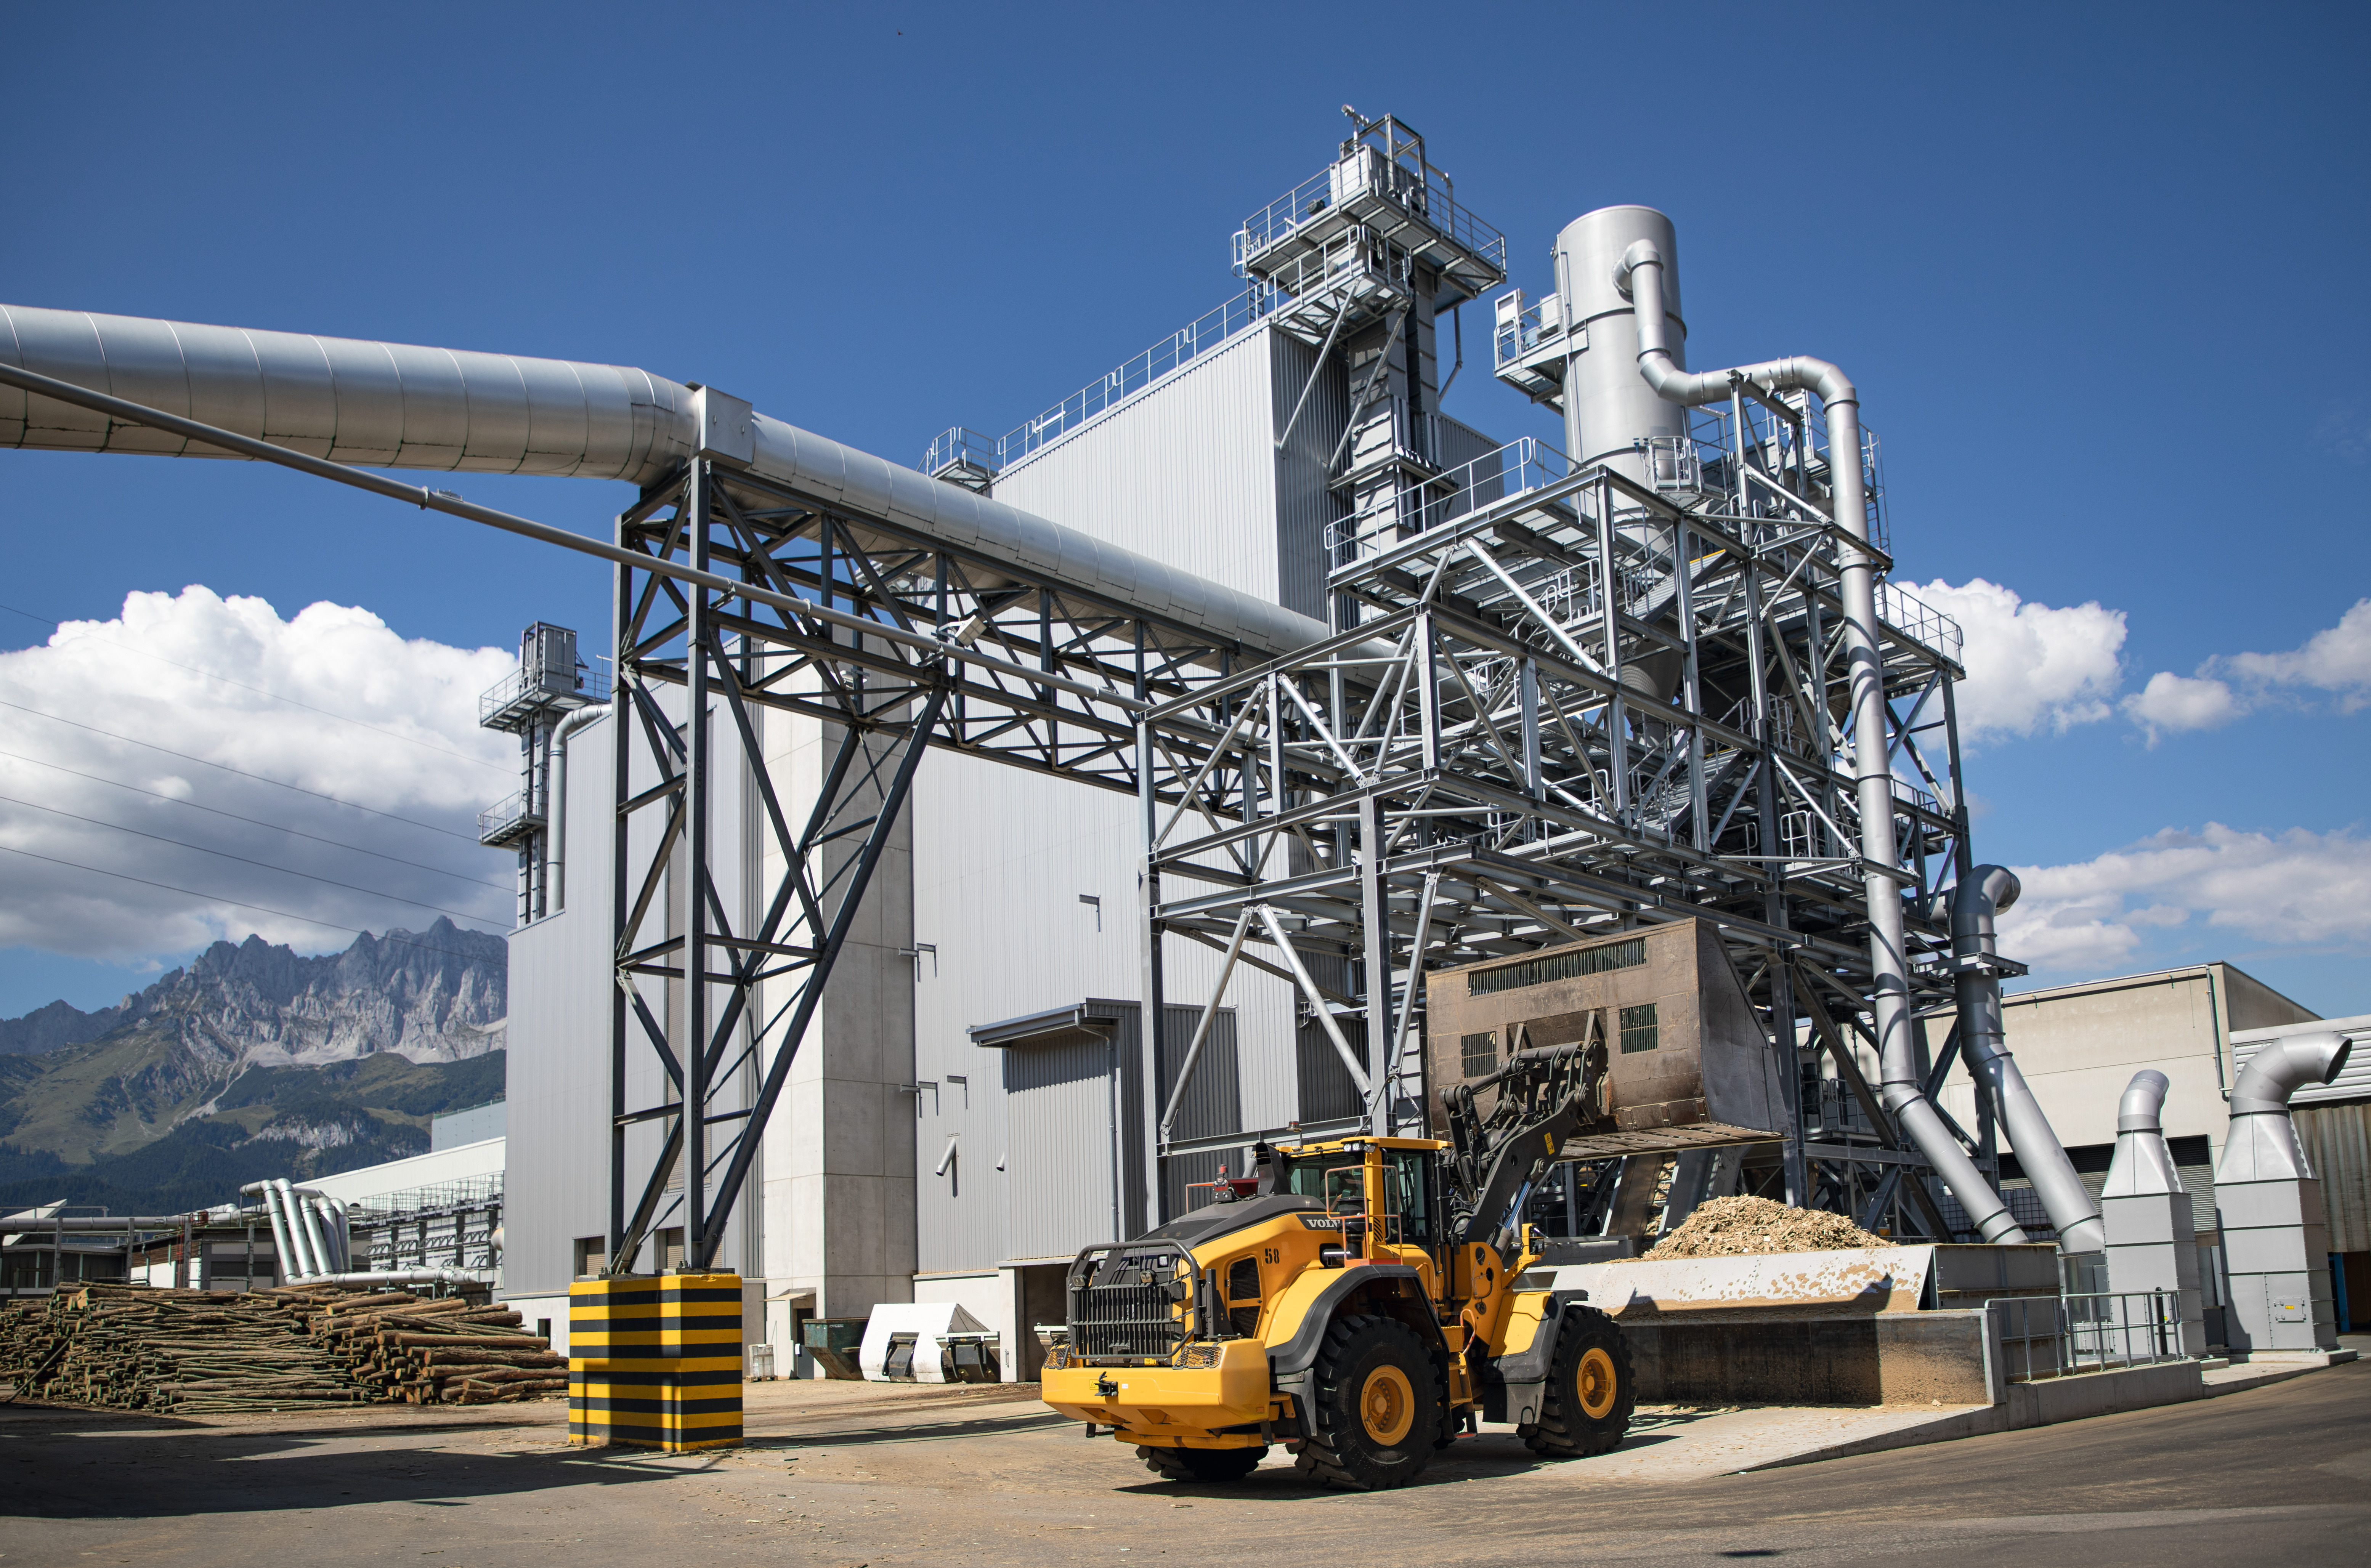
2, 1363, 2365, 1567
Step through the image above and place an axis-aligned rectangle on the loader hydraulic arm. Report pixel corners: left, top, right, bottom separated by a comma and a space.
1442, 1041, 1607, 1255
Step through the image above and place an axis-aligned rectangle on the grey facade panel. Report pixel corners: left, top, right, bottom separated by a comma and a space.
504, 713, 618, 1299
2293, 1102, 2371, 1254
999, 1024, 1129, 1260
1269, 326, 1349, 622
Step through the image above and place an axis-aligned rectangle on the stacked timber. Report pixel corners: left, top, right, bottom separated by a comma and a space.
290, 1290, 566, 1404
0, 1284, 373, 1412
0, 1284, 566, 1412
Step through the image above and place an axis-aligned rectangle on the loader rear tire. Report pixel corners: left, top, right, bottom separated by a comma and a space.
1293, 1314, 1438, 1491
1136, 1445, 1266, 1483
1523, 1305, 1633, 1459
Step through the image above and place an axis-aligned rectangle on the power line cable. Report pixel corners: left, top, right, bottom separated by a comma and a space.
0, 699, 480, 843
0, 792, 504, 926
0, 600, 510, 773
0, 843, 509, 960
0, 749, 510, 892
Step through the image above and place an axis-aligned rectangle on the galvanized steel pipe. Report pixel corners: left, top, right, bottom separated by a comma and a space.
1622, 241, 2024, 1243
2218, 1031, 2352, 1183
545, 705, 607, 913
2103, 1069, 2183, 1197
1945, 866, 2105, 1251
0, 304, 1335, 665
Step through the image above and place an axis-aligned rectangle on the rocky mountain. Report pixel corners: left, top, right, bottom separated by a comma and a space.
0, 919, 507, 1214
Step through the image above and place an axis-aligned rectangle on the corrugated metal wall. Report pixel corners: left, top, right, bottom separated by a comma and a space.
999, 1024, 1127, 1261
504, 701, 756, 1296
1157, 1002, 1241, 1216
996, 327, 1284, 601
912, 323, 1313, 1273
1269, 328, 1349, 621
2294, 1102, 2371, 1253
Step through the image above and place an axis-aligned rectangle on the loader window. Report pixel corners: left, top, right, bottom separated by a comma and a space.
1383, 1151, 1436, 1251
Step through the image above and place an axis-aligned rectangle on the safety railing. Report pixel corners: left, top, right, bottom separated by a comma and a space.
1323, 434, 1574, 568
476, 662, 609, 724
1876, 581, 1964, 665
1988, 1289, 2190, 1382
993, 284, 1282, 467
1234, 150, 1505, 277
476, 792, 535, 845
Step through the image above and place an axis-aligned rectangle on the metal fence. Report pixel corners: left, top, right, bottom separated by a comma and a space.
1989, 1289, 2190, 1382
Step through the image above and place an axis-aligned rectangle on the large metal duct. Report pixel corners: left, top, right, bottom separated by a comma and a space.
1615, 236, 2024, 1244
2102, 1069, 2183, 1197
244, 1180, 300, 1281
1946, 866, 2105, 1253
2218, 1031, 2353, 1183
0, 304, 1335, 664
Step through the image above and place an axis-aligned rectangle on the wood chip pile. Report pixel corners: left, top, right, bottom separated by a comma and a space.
1643, 1194, 1889, 1259
0, 1283, 565, 1412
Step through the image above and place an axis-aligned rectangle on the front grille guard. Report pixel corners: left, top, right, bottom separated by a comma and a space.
1065, 1240, 1214, 1364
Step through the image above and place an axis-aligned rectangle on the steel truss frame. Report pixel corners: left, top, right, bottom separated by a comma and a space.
1142, 415, 1985, 1239
603, 453, 1311, 1272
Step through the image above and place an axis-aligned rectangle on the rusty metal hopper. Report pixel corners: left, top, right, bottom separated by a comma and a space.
1425, 918, 1788, 1154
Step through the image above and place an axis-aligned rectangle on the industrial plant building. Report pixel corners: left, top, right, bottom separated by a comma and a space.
2, 112, 2358, 1385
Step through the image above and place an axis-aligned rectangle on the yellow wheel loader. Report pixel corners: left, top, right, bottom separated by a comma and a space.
1040, 1042, 1634, 1490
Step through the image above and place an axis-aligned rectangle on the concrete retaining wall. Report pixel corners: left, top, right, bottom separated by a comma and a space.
1624, 1308, 1996, 1406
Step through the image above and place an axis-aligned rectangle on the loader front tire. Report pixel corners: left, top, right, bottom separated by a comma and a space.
1294, 1313, 1438, 1491
1523, 1305, 1633, 1459
1136, 1445, 1266, 1483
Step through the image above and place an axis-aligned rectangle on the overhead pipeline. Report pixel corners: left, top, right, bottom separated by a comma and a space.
0, 304, 1334, 664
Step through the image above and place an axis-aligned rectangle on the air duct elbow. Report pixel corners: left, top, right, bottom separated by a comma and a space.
2118, 1068, 2171, 1134
2219, 1030, 2351, 1184
1619, 241, 1855, 412
2230, 1032, 2352, 1117
2103, 1070, 2184, 1198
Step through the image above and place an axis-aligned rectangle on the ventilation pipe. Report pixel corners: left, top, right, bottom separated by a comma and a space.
1619, 239, 2024, 1243
545, 704, 608, 913
2103, 1069, 2182, 1197
273, 1179, 324, 1279
244, 1180, 298, 1281
1943, 866, 2105, 1253
0, 303, 1337, 667
2218, 1031, 2352, 1183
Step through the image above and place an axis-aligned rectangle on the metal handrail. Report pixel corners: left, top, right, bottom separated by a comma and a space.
991, 284, 1283, 468
1234, 155, 1506, 277
1988, 1289, 2190, 1382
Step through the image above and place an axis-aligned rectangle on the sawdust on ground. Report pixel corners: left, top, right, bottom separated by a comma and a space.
1643, 1195, 1888, 1259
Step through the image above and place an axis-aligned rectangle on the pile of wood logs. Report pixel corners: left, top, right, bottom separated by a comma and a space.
0, 1282, 566, 1412
288, 1289, 566, 1404
0, 1284, 374, 1412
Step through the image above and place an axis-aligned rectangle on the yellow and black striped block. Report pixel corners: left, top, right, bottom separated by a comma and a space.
568, 1272, 744, 1451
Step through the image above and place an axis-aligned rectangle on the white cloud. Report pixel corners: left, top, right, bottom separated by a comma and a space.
0, 587, 519, 964
2122, 670, 2241, 744
2121, 598, 2371, 739
1999, 823, 2371, 976
2217, 598, 2371, 710
1909, 578, 2127, 743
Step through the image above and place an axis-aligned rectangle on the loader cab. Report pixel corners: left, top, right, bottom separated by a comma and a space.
1274, 1137, 1445, 1259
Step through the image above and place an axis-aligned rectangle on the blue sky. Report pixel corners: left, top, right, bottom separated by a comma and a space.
2, 1, 2366, 1017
